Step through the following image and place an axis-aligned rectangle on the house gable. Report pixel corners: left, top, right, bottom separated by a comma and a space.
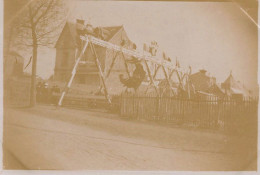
55, 23, 77, 49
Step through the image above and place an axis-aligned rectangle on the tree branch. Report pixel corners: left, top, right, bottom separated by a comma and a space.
36, 20, 65, 39
31, 1, 46, 19
34, 0, 54, 25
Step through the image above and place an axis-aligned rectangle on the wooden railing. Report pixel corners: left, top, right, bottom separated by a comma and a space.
120, 93, 258, 133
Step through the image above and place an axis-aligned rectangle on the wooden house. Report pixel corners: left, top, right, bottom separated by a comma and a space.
54, 21, 136, 95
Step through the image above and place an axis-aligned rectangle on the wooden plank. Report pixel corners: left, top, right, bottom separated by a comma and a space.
58, 39, 89, 106
89, 41, 111, 104
144, 60, 159, 96
105, 51, 119, 78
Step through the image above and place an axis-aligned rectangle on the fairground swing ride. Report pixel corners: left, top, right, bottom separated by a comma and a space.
57, 20, 194, 107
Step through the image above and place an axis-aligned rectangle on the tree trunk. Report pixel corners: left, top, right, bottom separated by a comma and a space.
30, 27, 38, 107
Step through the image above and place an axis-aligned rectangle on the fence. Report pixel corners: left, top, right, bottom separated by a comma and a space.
120, 93, 258, 133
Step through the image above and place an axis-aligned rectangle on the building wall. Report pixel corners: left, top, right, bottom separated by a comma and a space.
54, 24, 105, 87
105, 28, 133, 72
54, 48, 77, 81
74, 73, 100, 85
54, 25, 137, 95
54, 24, 76, 82
104, 28, 136, 94
190, 71, 216, 92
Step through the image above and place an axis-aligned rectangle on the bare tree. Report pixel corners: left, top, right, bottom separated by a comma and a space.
10, 0, 68, 106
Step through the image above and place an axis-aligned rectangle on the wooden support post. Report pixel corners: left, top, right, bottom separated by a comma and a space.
144, 60, 159, 96
168, 69, 175, 80
89, 41, 112, 104
161, 65, 175, 94
186, 75, 191, 99
105, 51, 119, 78
120, 51, 131, 78
58, 39, 89, 106
176, 70, 184, 90
153, 65, 161, 79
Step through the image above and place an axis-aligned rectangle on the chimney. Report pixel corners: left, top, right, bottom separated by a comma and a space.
199, 69, 207, 75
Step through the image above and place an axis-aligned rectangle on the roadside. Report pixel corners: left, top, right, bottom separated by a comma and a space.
3, 105, 257, 170
3, 147, 28, 170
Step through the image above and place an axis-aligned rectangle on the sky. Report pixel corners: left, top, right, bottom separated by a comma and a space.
27, 1, 258, 90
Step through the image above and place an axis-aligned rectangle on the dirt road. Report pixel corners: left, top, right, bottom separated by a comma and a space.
3, 105, 256, 170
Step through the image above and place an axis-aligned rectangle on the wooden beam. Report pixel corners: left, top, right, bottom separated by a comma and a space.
82, 35, 187, 72
120, 51, 131, 78
144, 60, 159, 96
153, 65, 161, 79
161, 65, 175, 95
105, 51, 119, 79
89, 41, 111, 104
58, 39, 89, 106
168, 69, 175, 80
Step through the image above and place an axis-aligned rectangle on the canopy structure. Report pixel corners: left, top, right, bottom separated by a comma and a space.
58, 34, 193, 106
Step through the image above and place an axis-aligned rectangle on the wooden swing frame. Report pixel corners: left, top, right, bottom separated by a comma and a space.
58, 35, 192, 106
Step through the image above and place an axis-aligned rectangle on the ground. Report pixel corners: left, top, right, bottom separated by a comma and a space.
3, 105, 257, 170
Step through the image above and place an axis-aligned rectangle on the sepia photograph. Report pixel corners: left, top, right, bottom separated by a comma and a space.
2, 0, 259, 172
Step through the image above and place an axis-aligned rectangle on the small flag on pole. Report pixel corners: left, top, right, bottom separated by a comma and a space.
143, 43, 149, 52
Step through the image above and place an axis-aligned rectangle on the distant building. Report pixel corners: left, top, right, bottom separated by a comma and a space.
189, 69, 227, 98
221, 72, 251, 99
207, 83, 225, 98
54, 20, 136, 94
190, 69, 216, 92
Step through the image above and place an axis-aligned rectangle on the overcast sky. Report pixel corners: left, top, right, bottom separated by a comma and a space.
32, 1, 258, 90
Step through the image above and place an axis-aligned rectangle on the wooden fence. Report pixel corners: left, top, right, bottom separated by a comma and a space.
120, 93, 258, 132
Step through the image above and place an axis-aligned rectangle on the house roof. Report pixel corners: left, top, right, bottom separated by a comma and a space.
207, 83, 225, 96
222, 74, 238, 87
190, 69, 211, 79
190, 69, 216, 92
222, 73, 245, 90
222, 73, 251, 96
56, 21, 124, 48
230, 87, 243, 94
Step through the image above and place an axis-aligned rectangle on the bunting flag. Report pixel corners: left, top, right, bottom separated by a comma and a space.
162, 52, 167, 60
175, 58, 180, 68
149, 41, 158, 56
143, 43, 149, 52
189, 65, 192, 74
133, 43, 137, 50
162, 52, 171, 62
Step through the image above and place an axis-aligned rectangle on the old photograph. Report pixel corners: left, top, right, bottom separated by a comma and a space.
2, 0, 259, 171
